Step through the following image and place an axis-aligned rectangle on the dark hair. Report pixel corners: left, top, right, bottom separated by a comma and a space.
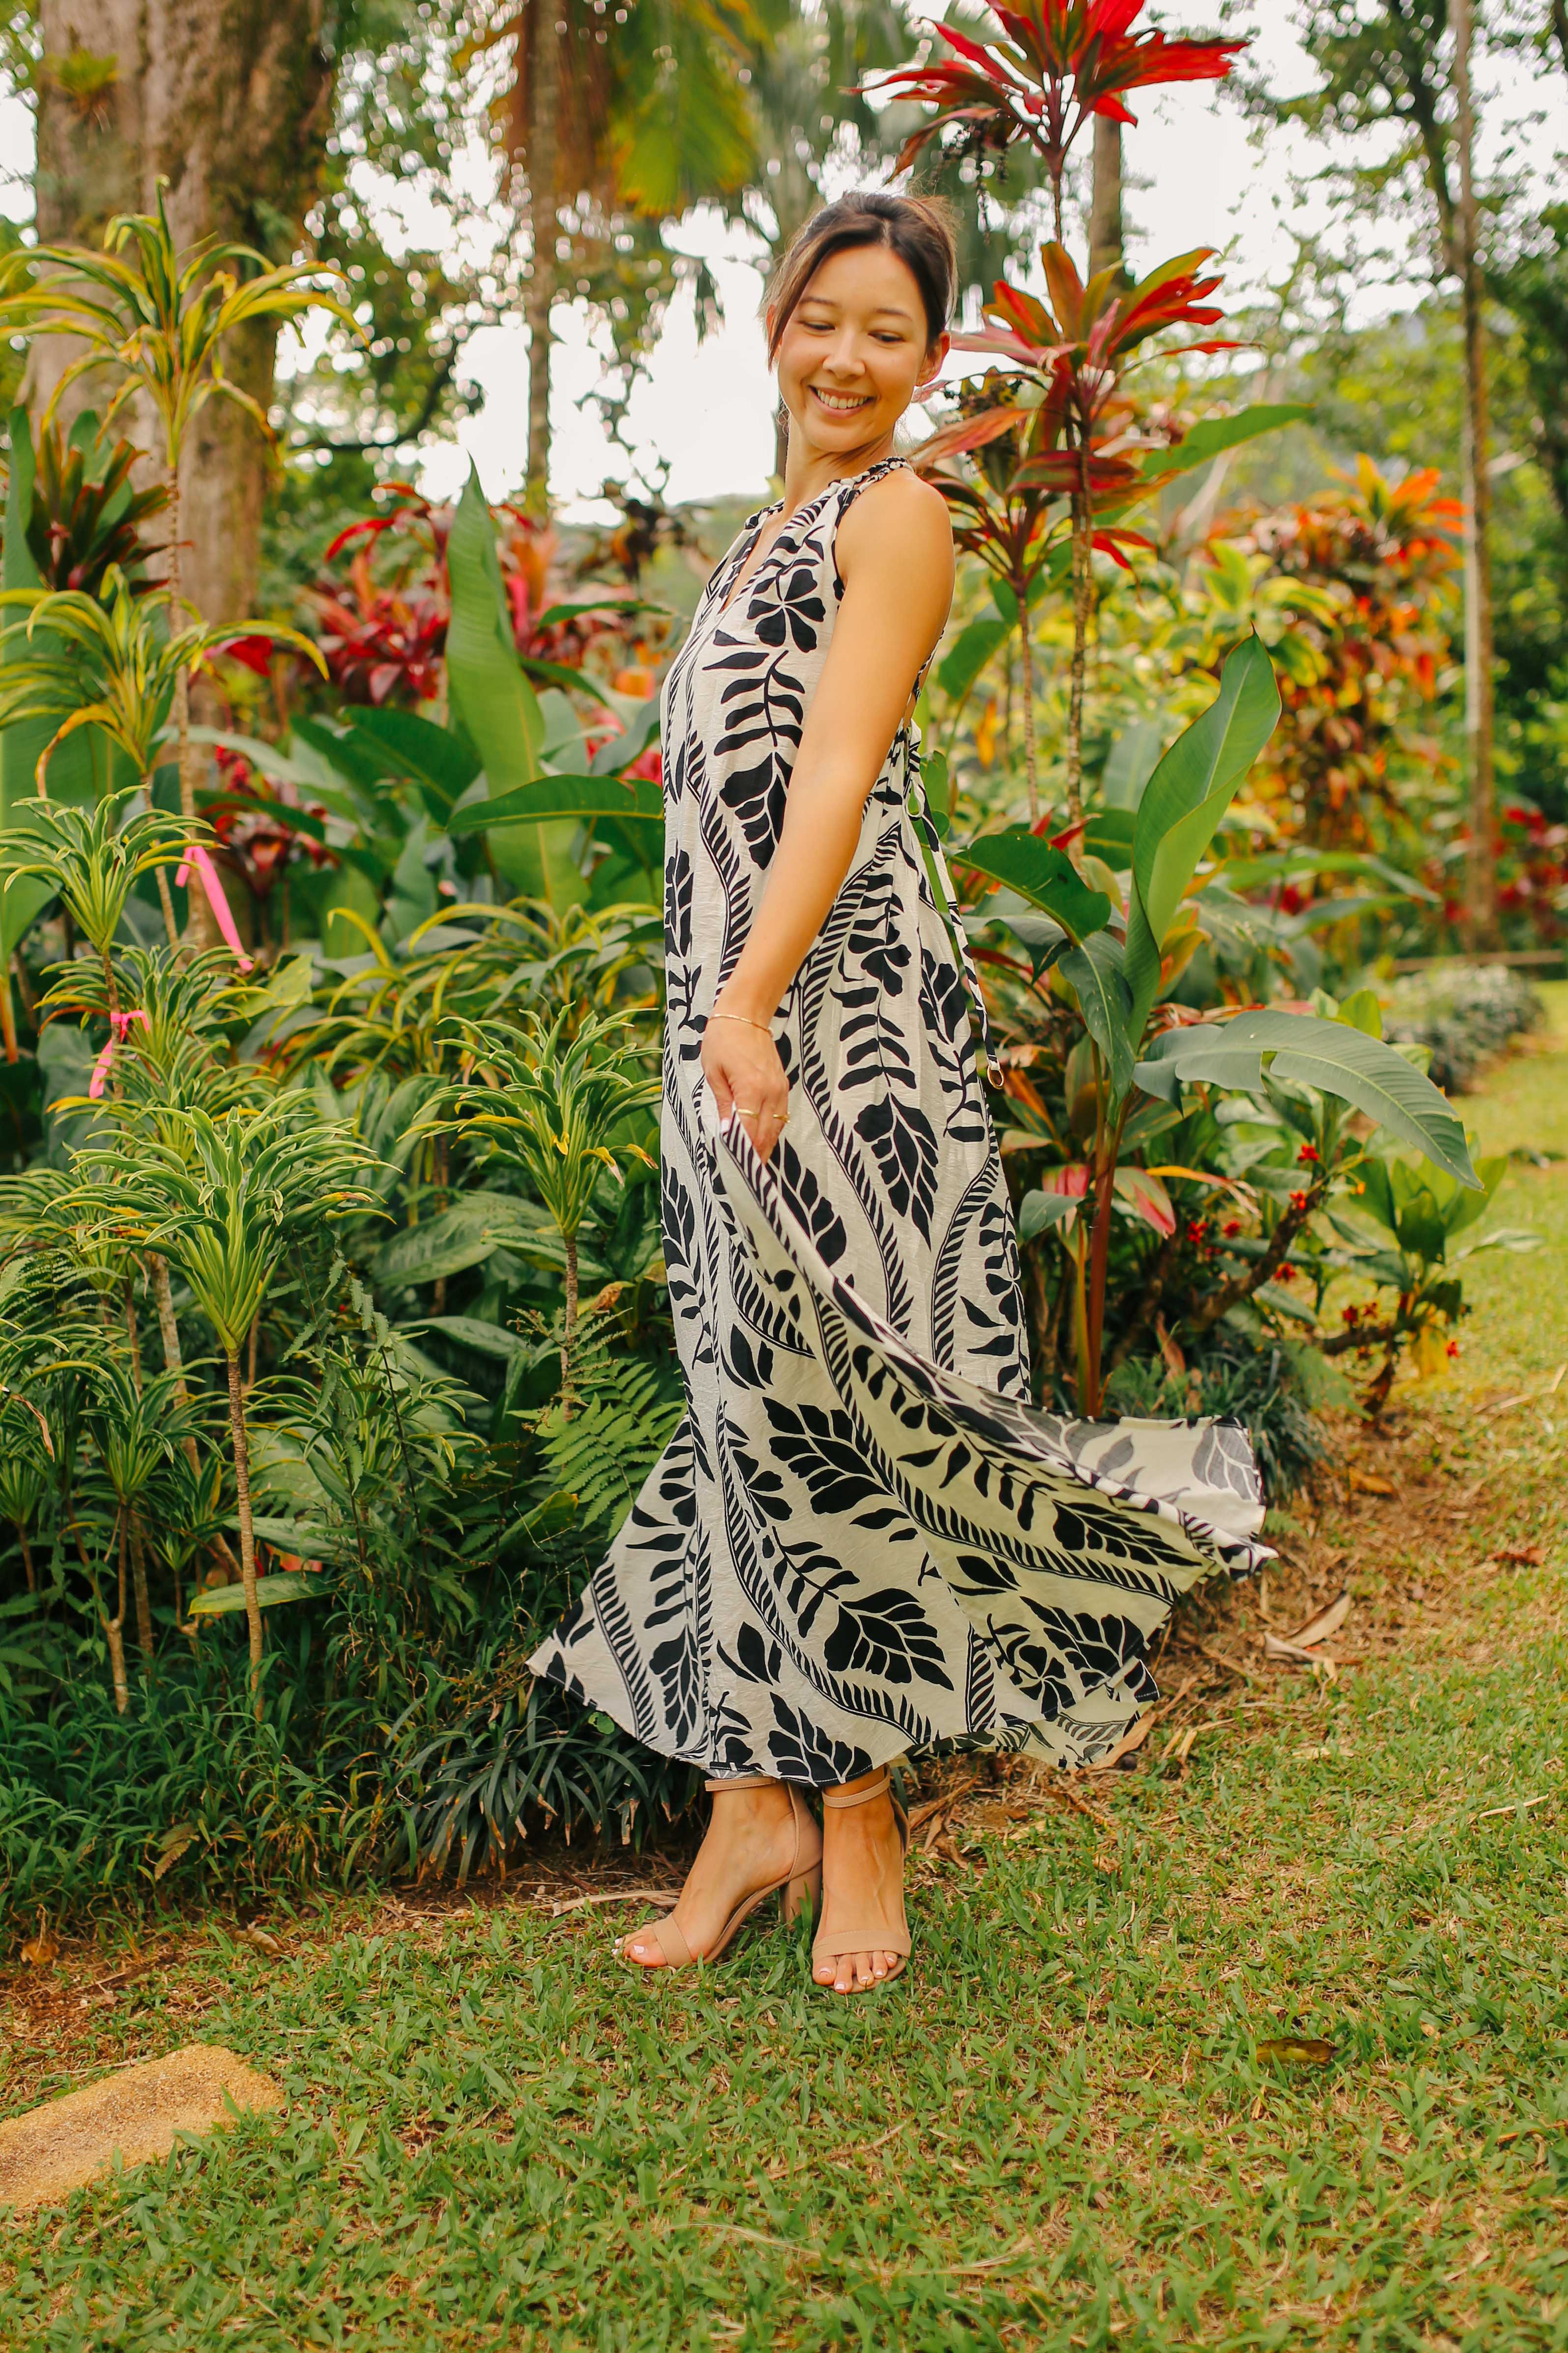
763, 192, 957, 362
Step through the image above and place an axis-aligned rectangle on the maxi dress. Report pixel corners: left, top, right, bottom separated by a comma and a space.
528, 457, 1271, 1784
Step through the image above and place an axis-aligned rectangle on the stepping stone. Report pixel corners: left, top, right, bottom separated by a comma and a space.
0, 2043, 284, 2217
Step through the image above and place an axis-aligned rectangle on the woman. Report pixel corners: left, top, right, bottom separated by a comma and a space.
529, 192, 1269, 1995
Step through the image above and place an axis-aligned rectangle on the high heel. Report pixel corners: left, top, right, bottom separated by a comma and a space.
623, 1775, 823, 1969
812, 1769, 910, 1993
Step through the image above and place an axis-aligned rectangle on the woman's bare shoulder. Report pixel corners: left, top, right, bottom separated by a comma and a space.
837, 463, 953, 578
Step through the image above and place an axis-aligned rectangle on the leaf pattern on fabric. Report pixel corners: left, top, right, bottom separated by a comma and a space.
528, 458, 1272, 1785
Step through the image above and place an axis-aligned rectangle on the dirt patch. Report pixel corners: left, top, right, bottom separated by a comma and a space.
0, 2043, 284, 2217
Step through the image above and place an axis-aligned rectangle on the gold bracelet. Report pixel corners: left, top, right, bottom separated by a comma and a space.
708, 1010, 775, 1036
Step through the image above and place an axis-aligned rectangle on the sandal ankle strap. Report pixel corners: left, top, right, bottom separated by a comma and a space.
704, 1773, 774, 1793
821, 1771, 891, 1810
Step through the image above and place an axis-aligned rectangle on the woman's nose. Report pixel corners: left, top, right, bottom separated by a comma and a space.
820, 333, 868, 378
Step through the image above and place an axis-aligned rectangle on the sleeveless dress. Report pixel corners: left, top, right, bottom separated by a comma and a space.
528, 456, 1270, 1783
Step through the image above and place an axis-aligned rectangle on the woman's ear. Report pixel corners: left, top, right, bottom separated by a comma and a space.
914, 331, 951, 400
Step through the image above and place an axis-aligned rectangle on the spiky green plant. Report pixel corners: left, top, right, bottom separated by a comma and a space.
0, 182, 359, 831
76, 1106, 377, 1713
446, 1011, 658, 1410
72, 1354, 198, 1694
0, 790, 189, 1012
0, 570, 323, 802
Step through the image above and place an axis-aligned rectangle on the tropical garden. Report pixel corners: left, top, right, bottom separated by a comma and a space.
0, 1, 1564, 2341
0, 0, 1561, 1925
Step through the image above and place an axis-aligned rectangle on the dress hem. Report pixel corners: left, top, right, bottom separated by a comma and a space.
526, 1645, 1141, 1786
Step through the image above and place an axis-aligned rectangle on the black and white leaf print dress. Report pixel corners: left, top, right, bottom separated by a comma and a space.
529, 457, 1271, 1781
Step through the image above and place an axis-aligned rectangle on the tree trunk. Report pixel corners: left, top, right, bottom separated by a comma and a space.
83, 1511, 131, 1714
1066, 484, 1091, 831
523, 6, 560, 515
560, 1227, 580, 1415
29, 0, 334, 626
1451, 0, 1499, 949
149, 1249, 203, 1476
129, 1514, 154, 1661
1016, 598, 1039, 824
225, 1347, 265, 1716
1089, 118, 1126, 283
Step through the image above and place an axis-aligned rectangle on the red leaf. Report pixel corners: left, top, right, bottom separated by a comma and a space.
911, 406, 1033, 471
214, 634, 279, 676
322, 516, 395, 562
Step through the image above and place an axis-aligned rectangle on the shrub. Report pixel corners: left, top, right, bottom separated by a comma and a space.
1382, 963, 1545, 1092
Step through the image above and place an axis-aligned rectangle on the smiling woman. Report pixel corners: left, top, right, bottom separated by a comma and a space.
526, 191, 1270, 2004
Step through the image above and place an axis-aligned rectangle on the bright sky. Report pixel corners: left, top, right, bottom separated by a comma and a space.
1, 8, 1562, 524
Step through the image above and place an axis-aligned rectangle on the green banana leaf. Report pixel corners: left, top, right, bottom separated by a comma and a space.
1082, 808, 1136, 870
1122, 634, 1282, 1039
1058, 934, 1136, 1102
1218, 845, 1440, 904
446, 466, 579, 907
1140, 403, 1312, 483
937, 615, 1011, 705
447, 773, 662, 835
335, 706, 482, 815
1133, 1009, 1479, 1188
957, 828, 1112, 943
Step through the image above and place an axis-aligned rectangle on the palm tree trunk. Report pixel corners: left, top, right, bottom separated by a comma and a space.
225, 1349, 265, 1716
523, 8, 560, 516
1452, 0, 1498, 949
1090, 118, 1126, 283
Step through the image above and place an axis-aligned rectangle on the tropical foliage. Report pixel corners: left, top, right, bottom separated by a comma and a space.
0, 3, 1553, 1939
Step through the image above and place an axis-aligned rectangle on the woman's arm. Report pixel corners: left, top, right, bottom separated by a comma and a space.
702, 471, 954, 1159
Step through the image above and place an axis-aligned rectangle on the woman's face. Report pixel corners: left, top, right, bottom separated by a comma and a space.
771, 242, 948, 464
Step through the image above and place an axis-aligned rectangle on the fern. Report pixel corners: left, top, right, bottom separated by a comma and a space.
532, 1351, 683, 1536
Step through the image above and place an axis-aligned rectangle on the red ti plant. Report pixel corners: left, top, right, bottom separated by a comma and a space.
303, 484, 645, 709
911, 370, 1148, 820
871, 3, 1244, 241
950, 244, 1235, 824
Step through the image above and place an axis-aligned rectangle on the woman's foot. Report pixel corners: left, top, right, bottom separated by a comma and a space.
623, 1779, 803, 1968
813, 1769, 908, 1995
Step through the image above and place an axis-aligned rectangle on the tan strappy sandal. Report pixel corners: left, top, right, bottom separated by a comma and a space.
813, 1770, 911, 1993
622, 1775, 823, 1969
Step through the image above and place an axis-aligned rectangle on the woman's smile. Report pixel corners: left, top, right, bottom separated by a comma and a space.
809, 384, 875, 414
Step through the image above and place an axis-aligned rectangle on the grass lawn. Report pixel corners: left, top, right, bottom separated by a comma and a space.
2, 995, 1565, 2351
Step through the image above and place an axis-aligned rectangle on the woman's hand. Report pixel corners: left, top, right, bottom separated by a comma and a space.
701, 1010, 789, 1162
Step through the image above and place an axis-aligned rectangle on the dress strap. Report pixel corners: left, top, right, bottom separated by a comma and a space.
831, 455, 909, 516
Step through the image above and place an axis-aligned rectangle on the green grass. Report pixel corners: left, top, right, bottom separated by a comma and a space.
2, 1013, 1566, 2352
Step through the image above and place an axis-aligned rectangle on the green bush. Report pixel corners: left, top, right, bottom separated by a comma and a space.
1382, 963, 1545, 1092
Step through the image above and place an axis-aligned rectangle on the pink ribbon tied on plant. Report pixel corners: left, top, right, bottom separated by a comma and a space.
89, 1009, 148, 1100
177, 842, 254, 972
